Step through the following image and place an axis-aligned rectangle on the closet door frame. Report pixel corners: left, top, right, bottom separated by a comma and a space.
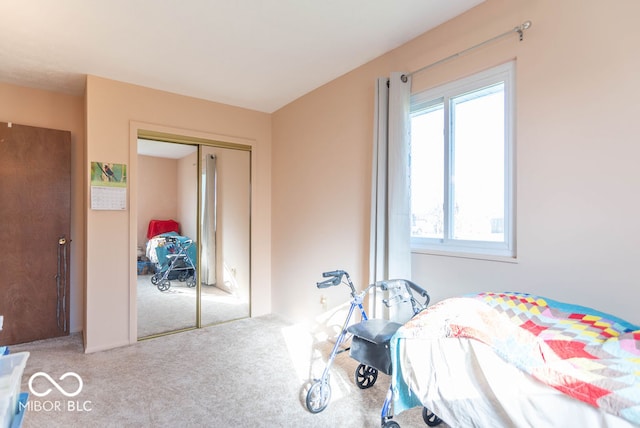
129, 122, 252, 343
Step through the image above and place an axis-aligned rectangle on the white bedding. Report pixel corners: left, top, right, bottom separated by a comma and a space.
397, 337, 637, 427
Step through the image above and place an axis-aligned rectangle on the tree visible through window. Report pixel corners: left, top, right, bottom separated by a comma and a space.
410, 62, 515, 257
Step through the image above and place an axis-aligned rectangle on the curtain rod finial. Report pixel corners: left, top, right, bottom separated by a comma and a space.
515, 20, 532, 41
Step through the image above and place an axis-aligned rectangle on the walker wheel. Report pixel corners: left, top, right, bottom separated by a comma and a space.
150, 274, 162, 285
382, 421, 400, 428
157, 280, 171, 292
355, 364, 378, 389
422, 407, 442, 426
186, 275, 196, 287
306, 380, 331, 413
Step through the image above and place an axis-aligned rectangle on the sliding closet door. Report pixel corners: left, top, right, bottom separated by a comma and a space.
136, 140, 198, 338
135, 133, 251, 339
0, 122, 71, 345
200, 145, 250, 326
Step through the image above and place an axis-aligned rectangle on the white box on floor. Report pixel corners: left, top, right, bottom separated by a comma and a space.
0, 352, 29, 428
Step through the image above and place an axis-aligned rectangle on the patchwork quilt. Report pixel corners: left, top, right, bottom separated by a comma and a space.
391, 292, 640, 425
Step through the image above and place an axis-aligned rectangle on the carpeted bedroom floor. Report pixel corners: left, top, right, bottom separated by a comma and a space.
11, 314, 440, 428
136, 274, 249, 338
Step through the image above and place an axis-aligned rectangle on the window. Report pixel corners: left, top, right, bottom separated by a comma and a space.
410, 62, 515, 258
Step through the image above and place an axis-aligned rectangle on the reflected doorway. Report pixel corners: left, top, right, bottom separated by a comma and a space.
136, 135, 251, 339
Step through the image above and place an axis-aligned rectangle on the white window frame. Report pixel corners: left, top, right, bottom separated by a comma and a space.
410, 61, 516, 259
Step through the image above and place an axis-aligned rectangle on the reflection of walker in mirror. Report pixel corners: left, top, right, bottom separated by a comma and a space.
150, 235, 197, 291
136, 137, 251, 339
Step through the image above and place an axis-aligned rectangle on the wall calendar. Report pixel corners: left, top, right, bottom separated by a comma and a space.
90, 162, 127, 210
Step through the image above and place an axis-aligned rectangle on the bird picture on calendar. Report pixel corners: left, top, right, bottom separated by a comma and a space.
91, 161, 126, 184
90, 161, 127, 210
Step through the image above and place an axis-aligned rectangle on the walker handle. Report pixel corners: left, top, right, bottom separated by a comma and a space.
317, 270, 345, 288
404, 280, 431, 307
377, 279, 431, 305
322, 270, 345, 278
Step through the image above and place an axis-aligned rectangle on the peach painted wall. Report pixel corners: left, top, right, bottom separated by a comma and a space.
271, 0, 640, 324
85, 76, 271, 352
177, 152, 198, 241
0, 82, 85, 334
137, 155, 179, 247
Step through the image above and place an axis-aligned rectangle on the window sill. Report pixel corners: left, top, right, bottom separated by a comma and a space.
411, 247, 518, 264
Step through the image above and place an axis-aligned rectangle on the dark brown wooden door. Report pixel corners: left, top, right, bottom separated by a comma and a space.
0, 122, 71, 345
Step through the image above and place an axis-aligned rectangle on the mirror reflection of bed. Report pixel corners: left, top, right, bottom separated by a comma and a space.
136, 138, 250, 339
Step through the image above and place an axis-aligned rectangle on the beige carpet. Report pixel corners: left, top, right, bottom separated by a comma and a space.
137, 274, 250, 338
11, 314, 436, 428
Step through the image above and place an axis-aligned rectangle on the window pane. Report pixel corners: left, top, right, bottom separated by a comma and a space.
451, 84, 505, 242
410, 105, 444, 239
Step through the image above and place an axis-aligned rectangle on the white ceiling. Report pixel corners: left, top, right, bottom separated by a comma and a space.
0, 0, 484, 113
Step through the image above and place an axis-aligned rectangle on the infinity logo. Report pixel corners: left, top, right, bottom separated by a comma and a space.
28, 372, 83, 397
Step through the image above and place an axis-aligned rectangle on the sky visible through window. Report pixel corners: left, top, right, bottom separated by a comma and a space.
411, 83, 505, 243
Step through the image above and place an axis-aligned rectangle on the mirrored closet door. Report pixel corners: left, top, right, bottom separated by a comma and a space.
136, 140, 198, 338
136, 136, 251, 339
200, 145, 250, 327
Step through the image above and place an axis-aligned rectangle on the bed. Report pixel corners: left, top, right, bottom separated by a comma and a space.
389, 292, 640, 427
